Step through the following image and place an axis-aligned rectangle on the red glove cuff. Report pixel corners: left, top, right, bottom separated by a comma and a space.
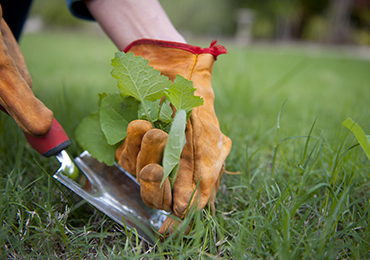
123, 39, 227, 60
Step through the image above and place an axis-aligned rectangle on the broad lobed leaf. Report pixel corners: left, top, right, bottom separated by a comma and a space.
75, 112, 120, 166
100, 94, 139, 145
166, 75, 204, 113
111, 52, 171, 102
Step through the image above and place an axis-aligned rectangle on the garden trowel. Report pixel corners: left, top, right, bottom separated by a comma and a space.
24, 118, 166, 244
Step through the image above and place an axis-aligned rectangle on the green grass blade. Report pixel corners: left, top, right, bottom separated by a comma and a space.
343, 118, 370, 161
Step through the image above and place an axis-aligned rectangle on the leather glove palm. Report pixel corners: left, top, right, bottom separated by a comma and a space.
115, 39, 232, 235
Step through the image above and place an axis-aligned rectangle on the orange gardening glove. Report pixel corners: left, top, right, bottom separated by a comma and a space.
115, 39, 232, 236
0, 5, 53, 137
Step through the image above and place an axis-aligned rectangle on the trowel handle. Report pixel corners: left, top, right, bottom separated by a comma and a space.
24, 118, 71, 157
0, 105, 70, 157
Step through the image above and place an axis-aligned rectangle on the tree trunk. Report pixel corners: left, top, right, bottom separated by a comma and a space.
326, 0, 354, 44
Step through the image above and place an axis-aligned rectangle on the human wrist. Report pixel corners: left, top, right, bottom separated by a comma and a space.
82, 0, 186, 50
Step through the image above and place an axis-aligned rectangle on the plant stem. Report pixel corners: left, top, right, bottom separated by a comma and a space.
141, 101, 153, 125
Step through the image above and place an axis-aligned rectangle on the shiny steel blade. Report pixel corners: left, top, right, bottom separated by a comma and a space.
54, 150, 166, 244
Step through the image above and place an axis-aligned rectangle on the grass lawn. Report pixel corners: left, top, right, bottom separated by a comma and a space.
1, 31, 370, 259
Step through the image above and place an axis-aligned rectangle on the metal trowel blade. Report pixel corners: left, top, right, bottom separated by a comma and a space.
54, 150, 167, 244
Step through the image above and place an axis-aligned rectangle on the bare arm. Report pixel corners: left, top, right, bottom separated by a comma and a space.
83, 0, 186, 50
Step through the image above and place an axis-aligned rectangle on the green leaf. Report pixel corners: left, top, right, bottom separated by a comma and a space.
161, 109, 187, 187
98, 92, 108, 106
75, 112, 120, 166
343, 118, 370, 161
121, 96, 141, 122
100, 94, 139, 145
138, 100, 161, 122
76, 52, 205, 173
111, 52, 172, 102
159, 99, 173, 124
166, 75, 204, 113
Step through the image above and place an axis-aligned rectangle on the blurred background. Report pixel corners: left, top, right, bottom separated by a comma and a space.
25, 0, 370, 46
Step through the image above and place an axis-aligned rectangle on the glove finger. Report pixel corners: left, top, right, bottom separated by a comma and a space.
115, 120, 152, 175
172, 120, 196, 218
136, 128, 168, 175
1, 18, 32, 87
208, 164, 225, 214
138, 163, 172, 212
137, 129, 172, 212
173, 115, 232, 218
192, 130, 231, 212
0, 19, 53, 137
158, 213, 191, 239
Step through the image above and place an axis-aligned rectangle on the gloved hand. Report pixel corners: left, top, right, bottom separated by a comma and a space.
0, 5, 53, 137
115, 39, 232, 236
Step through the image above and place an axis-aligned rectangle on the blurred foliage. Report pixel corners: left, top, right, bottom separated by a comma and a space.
230, 0, 327, 40
301, 15, 328, 41
159, 0, 236, 37
352, 2, 370, 45
28, 0, 370, 45
29, 0, 85, 27
231, 0, 370, 45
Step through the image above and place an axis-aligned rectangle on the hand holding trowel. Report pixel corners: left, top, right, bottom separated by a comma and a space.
1, 0, 233, 243
0, 8, 165, 245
